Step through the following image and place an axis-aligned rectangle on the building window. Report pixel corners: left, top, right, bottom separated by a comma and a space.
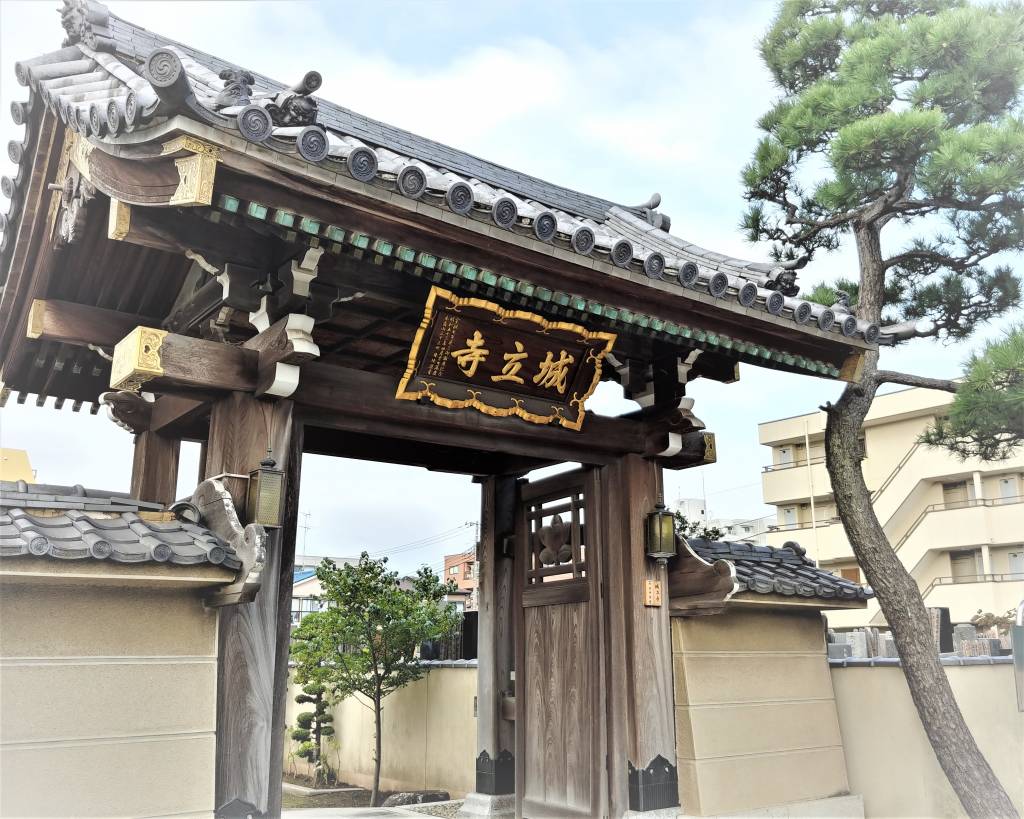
840, 567, 861, 583
449, 566, 459, 575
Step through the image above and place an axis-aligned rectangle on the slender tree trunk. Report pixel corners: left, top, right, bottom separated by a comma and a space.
371, 691, 383, 807
824, 223, 1017, 818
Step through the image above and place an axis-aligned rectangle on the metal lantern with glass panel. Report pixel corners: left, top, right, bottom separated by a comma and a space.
645, 495, 678, 563
247, 451, 285, 527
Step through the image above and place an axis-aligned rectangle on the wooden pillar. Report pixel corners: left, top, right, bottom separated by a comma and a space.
599, 454, 678, 815
473, 475, 517, 796
205, 393, 298, 817
130, 430, 180, 505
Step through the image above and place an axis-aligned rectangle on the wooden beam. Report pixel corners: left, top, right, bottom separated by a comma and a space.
295, 362, 645, 466
109, 203, 278, 270
130, 430, 180, 505
109, 326, 256, 393
26, 299, 157, 349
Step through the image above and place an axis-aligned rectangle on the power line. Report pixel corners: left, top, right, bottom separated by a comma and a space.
367, 522, 475, 557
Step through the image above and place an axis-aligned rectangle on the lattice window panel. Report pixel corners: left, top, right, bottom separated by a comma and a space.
524, 480, 588, 587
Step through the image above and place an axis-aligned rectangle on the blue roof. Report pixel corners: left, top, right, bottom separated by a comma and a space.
293, 569, 317, 583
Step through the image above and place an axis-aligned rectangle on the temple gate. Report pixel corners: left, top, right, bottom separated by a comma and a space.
0, 2, 879, 816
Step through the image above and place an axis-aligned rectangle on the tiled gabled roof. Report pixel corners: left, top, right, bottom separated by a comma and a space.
0, 0, 882, 349
687, 538, 873, 601
0, 480, 240, 569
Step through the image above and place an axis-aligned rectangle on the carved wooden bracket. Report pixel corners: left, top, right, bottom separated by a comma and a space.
666, 537, 737, 616
99, 389, 153, 433
189, 477, 267, 607
243, 313, 320, 398
65, 128, 218, 208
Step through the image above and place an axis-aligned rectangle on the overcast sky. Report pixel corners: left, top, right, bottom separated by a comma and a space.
1, 0, 1019, 575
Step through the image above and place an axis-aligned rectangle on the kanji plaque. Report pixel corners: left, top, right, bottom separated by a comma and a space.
396, 286, 616, 431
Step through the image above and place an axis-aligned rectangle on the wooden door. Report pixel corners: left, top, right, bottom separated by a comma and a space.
515, 468, 606, 818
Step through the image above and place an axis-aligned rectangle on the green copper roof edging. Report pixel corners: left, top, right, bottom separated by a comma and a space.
214, 197, 844, 380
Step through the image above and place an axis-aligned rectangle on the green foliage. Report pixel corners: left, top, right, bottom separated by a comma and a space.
920, 326, 1024, 460
743, 0, 1024, 337
673, 510, 724, 542
290, 554, 460, 803
296, 712, 315, 729
290, 554, 461, 704
296, 741, 316, 761
291, 727, 310, 743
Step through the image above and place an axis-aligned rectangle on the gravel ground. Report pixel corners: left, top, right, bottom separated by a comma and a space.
408, 800, 464, 818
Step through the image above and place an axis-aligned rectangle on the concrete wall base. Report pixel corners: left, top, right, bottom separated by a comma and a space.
677, 793, 864, 818
457, 792, 514, 818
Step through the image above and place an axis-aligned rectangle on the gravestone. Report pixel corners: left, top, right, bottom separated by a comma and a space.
827, 643, 853, 660
849, 631, 868, 659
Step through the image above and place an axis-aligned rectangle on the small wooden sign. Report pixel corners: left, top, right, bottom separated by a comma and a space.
643, 579, 663, 607
396, 286, 616, 431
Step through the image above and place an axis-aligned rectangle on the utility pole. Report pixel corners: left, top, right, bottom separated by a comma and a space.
300, 512, 312, 568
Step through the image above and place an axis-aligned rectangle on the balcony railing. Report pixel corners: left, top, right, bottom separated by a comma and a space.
762, 456, 826, 473
922, 573, 1024, 597
767, 516, 841, 532
895, 494, 1024, 551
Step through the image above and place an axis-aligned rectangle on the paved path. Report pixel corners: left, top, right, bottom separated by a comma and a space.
283, 809, 425, 818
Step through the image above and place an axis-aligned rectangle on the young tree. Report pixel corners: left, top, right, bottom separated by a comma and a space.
742, 3, 1023, 816
290, 555, 460, 806
920, 326, 1024, 460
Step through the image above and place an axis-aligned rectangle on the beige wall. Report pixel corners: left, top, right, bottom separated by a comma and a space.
832, 664, 1023, 817
284, 666, 477, 798
672, 607, 851, 816
0, 579, 221, 818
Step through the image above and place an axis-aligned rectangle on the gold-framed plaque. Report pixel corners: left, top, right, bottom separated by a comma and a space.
396, 286, 616, 431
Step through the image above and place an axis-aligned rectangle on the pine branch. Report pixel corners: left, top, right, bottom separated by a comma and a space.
874, 370, 959, 392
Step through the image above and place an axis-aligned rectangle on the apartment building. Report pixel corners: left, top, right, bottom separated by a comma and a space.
760, 386, 1024, 628
443, 548, 478, 611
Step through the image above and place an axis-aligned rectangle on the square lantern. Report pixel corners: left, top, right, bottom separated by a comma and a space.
645, 500, 677, 562
247, 451, 285, 527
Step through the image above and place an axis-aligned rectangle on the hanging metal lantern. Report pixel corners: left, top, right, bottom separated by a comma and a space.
247, 450, 285, 527
645, 497, 677, 562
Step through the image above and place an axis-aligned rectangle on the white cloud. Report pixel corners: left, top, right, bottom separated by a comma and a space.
1, 1, 1016, 568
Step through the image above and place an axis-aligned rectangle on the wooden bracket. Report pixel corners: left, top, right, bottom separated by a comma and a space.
244, 313, 320, 398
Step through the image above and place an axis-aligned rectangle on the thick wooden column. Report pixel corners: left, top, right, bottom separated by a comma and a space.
130, 430, 180, 505
599, 455, 678, 815
205, 393, 298, 816
472, 476, 517, 797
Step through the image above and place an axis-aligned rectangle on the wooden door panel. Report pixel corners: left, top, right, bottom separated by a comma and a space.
516, 469, 604, 819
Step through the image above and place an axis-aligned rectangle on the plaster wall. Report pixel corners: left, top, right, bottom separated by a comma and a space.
284, 666, 477, 798
0, 580, 220, 818
671, 608, 851, 816
831, 664, 1023, 817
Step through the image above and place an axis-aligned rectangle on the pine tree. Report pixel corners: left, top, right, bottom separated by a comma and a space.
920, 326, 1024, 460
742, 3, 1024, 816
290, 683, 335, 787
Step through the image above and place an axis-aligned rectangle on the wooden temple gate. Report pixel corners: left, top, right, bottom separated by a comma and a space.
0, 3, 877, 816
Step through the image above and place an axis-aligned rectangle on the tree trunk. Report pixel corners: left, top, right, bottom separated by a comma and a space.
824, 223, 1017, 818
371, 692, 383, 807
